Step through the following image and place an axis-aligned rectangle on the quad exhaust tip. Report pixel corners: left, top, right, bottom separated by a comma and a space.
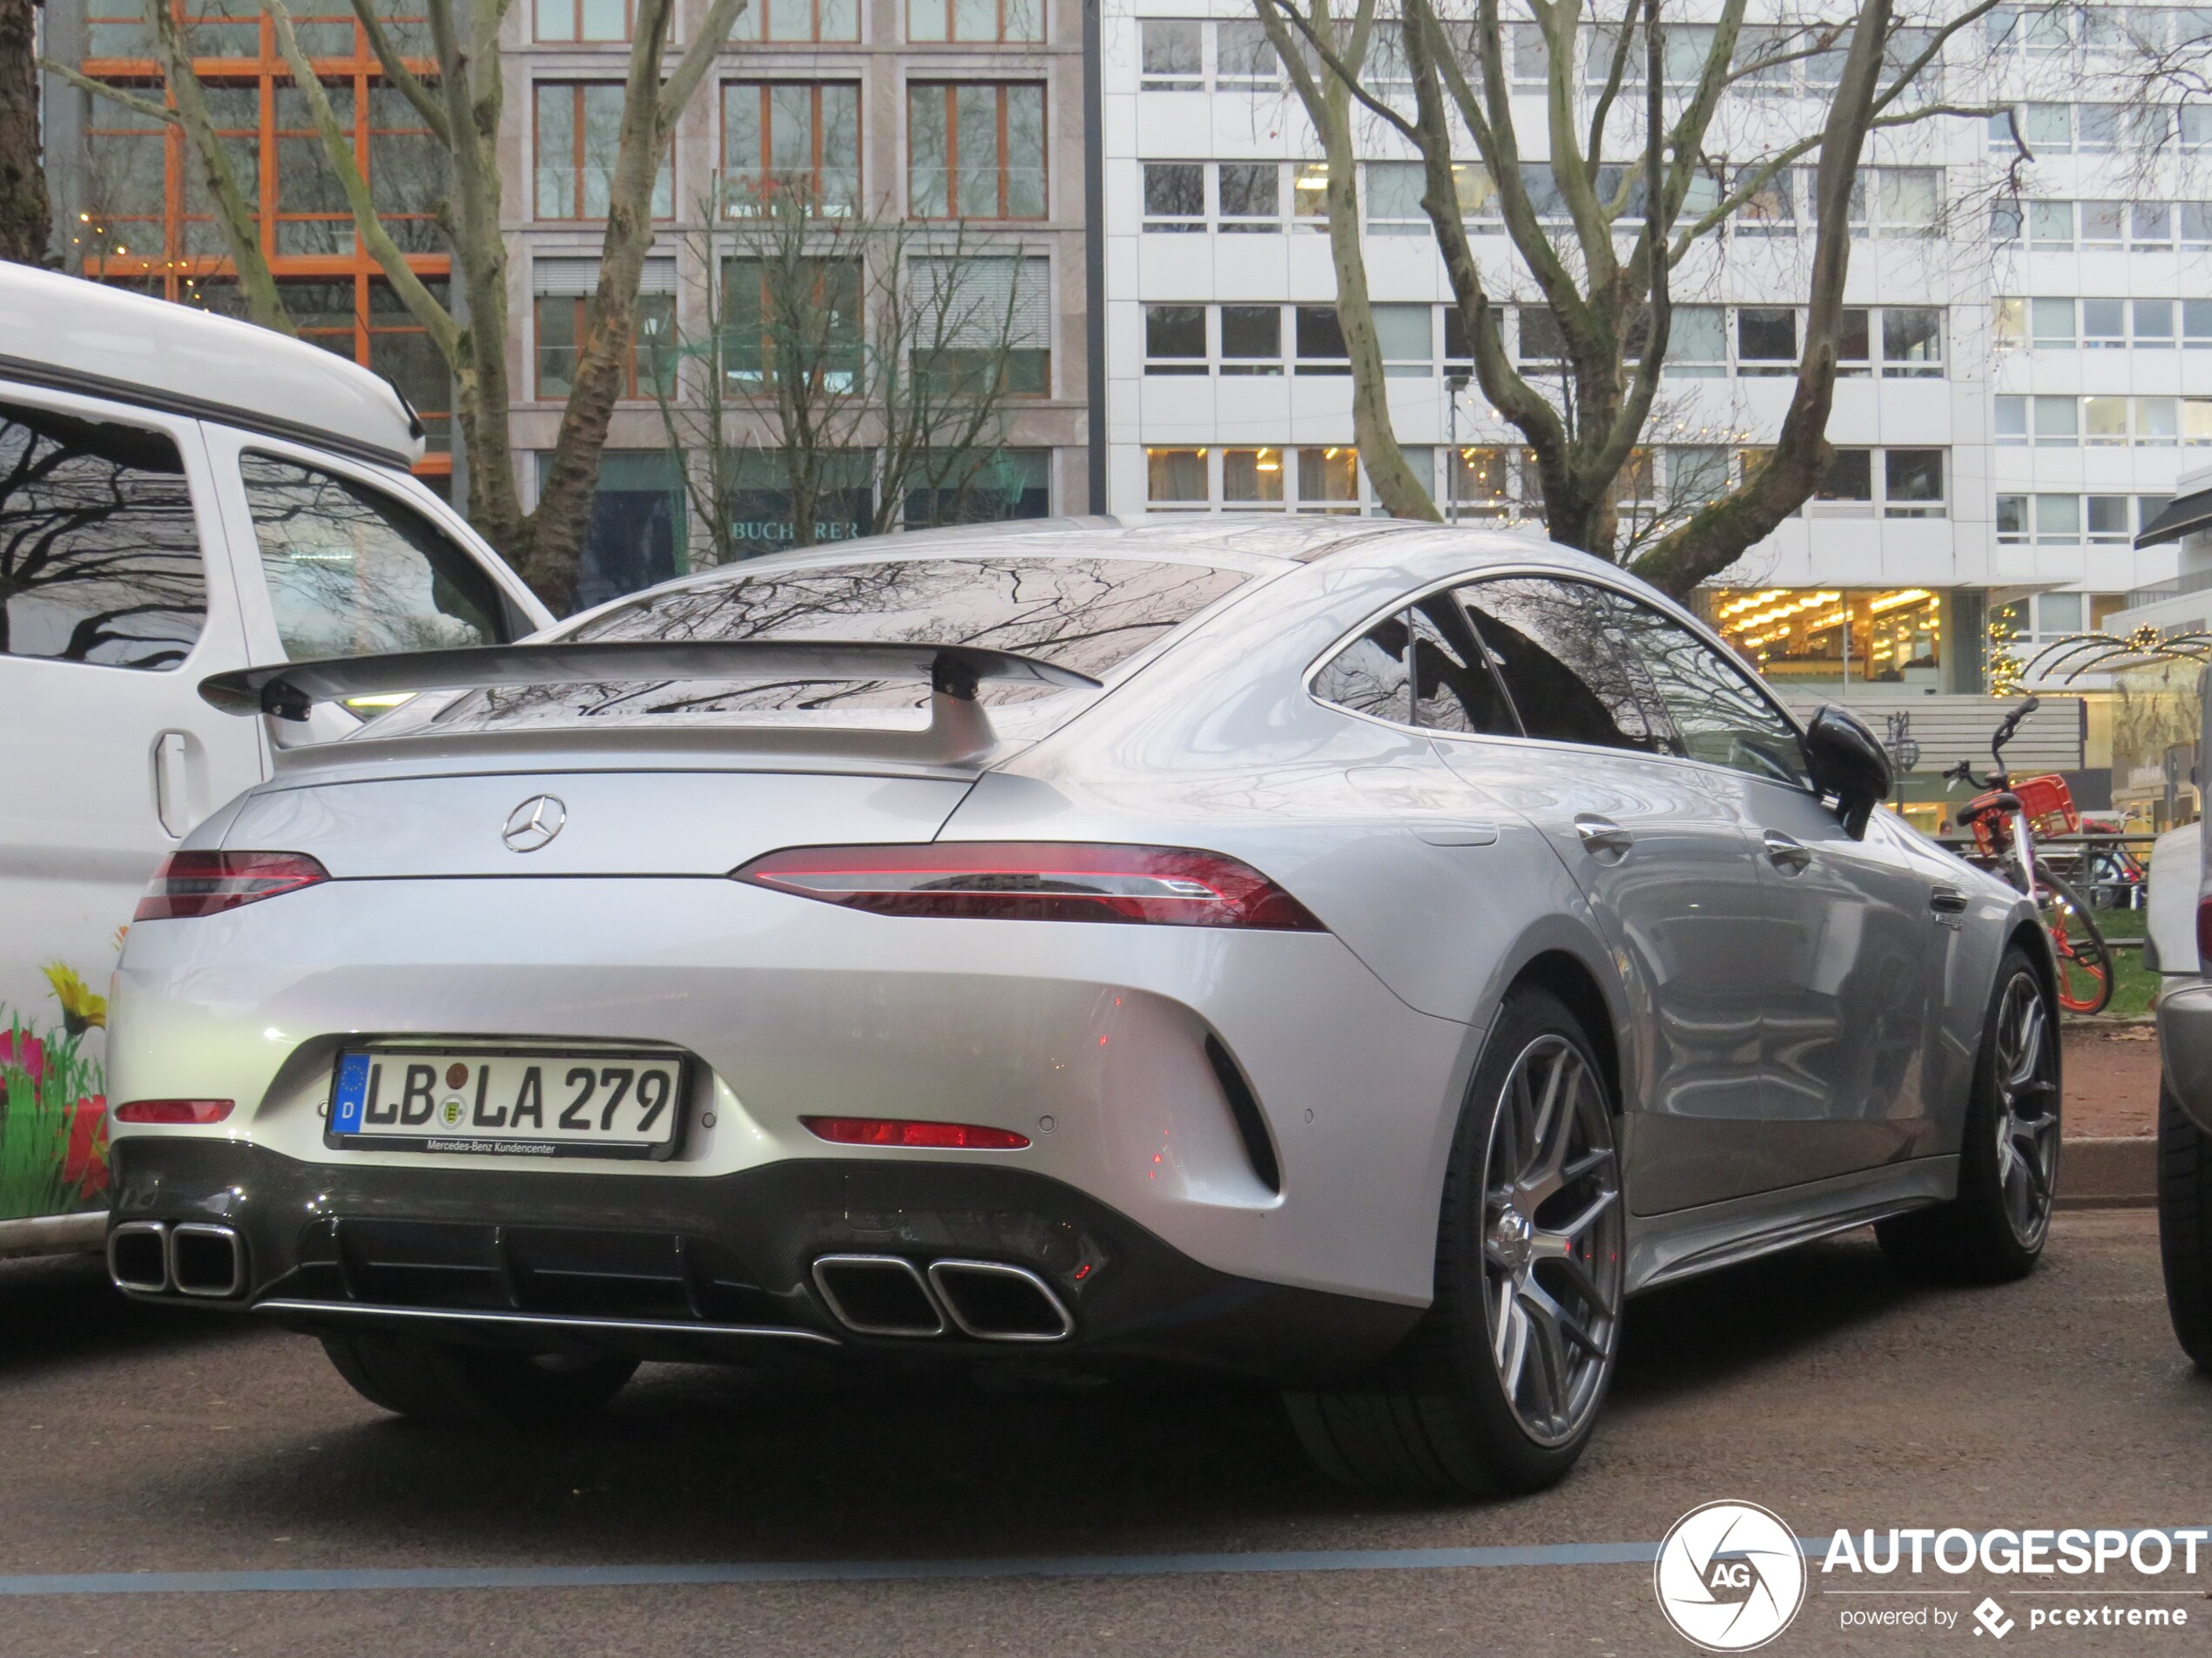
812, 1253, 1073, 1343
107, 1221, 247, 1300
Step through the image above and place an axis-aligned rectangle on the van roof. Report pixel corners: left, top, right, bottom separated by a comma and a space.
0, 264, 426, 468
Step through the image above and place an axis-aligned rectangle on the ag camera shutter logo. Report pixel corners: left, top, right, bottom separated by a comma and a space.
1654, 1500, 1808, 1651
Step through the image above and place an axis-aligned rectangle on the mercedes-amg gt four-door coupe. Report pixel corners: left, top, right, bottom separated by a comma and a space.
103, 519, 2060, 1495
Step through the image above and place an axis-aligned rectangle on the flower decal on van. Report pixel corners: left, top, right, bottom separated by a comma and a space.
0, 963, 110, 1220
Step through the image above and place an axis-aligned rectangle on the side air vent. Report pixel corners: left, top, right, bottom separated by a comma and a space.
1204, 1035, 1282, 1194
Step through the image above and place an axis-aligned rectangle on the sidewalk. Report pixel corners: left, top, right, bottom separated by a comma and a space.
2060, 1022, 2159, 1209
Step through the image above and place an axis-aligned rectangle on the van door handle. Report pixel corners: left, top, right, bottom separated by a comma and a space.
152, 730, 191, 838
1762, 830, 1813, 873
1574, 816, 1634, 859
1930, 886, 1970, 915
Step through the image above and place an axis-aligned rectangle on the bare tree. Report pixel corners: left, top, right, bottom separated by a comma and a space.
44, 11, 291, 329
652, 184, 1043, 559
0, 0, 49, 263
54, 0, 745, 613
1263, 0, 2009, 597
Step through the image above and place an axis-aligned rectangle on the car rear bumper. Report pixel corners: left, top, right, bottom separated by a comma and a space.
2159, 978, 2212, 1137
106, 1137, 1421, 1386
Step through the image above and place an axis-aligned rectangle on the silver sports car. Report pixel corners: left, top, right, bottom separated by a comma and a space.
105, 519, 2060, 1495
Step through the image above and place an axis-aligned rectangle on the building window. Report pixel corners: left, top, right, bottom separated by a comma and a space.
2084, 395, 2129, 445
2034, 394, 2078, 447
2087, 496, 2132, 543
2133, 203, 2173, 247
908, 83, 1046, 219
1142, 162, 1204, 231
1374, 304, 1433, 377
1221, 305, 1283, 374
1737, 307, 1796, 374
1295, 306, 1350, 375
723, 255, 864, 390
1297, 447, 1360, 512
2082, 297, 2126, 348
1216, 19, 1281, 89
1665, 307, 1727, 378
1223, 447, 1285, 508
536, 0, 632, 41
1218, 162, 1280, 230
2187, 203, 2212, 248
1884, 450, 1944, 518
1811, 449, 1873, 515
905, 448, 1051, 524
2190, 301, 2212, 346
1139, 19, 1202, 88
1881, 307, 1942, 375
2136, 299, 2175, 346
910, 254, 1051, 394
1143, 304, 1206, 374
2080, 199, 2124, 247
722, 82, 860, 215
536, 83, 672, 219
732, 0, 860, 42
908, 0, 1039, 40
1518, 306, 1567, 369
1366, 161, 1429, 235
2139, 396, 2179, 444
533, 258, 676, 400
1147, 446, 1209, 509
2031, 297, 2075, 348
2027, 199, 2073, 249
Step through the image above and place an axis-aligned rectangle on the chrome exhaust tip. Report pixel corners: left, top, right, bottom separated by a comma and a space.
926, 1259, 1075, 1343
810, 1254, 946, 1338
169, 1223, 247, 1299
108, 1221, 169, 1294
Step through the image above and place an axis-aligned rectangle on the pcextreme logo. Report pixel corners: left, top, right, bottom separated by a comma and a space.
1654, 1501, 1810, 1652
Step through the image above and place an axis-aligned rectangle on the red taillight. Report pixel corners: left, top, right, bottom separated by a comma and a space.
112, 1099, 233, 1124
734, 843, 1325, 931
134, 852, 330, 920
802, 1115, 1031, 1149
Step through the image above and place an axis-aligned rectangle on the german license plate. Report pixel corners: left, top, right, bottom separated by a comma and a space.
327, 1047, 687, 1160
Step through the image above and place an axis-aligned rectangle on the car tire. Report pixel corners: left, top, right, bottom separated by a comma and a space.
320, 1331, 638, 1425
1284, 985, 1625, 1497
2158, 1082, 2212, 1369
1876, 947, 2058, 1284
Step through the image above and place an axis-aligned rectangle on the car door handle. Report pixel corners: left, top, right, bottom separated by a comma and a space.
1930, 886, 1970, 915
1762, 830, 1813, 873
1416, 821, 1500, 847
1574, 816, 1634, 859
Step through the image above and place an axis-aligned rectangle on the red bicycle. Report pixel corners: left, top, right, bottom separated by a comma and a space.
1946, 696, 2114, 1014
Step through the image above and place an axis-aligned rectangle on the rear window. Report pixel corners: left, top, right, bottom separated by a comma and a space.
386, 555, 1251, 733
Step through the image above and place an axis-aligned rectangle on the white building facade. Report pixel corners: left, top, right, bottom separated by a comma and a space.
1098, 2, 2212, 821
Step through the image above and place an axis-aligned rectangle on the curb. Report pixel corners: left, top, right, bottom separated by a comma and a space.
2058, 1136, 2157, 1210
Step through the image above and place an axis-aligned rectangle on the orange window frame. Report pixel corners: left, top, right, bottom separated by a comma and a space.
907, 81, 1047, 219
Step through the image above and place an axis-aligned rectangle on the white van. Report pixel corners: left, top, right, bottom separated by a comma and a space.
0, 265, 553, 1256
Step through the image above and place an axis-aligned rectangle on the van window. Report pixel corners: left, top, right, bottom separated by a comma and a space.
239, 454, 510, 660
0, 400, 206, 670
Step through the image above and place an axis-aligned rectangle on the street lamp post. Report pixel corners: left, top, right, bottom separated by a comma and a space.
1446, 372, 1468, 525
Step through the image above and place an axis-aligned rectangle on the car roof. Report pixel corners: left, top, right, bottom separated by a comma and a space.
0, 264, 425, 468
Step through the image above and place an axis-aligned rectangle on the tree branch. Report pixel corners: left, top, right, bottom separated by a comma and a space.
349, 0, 449, 139
264, 0, 460, 356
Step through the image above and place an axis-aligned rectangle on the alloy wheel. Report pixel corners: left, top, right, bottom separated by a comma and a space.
1991, 971, 2060, 1248
1479, 1034, 1625, 1447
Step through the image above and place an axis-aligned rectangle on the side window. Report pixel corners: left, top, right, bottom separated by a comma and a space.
1312, 611, 1411, 724
240, 455, 512, 661
0, 400, 206, 669
1592, 589, 1815, 790
1455, 576, 1667, 752
1408, 594, 1520, 736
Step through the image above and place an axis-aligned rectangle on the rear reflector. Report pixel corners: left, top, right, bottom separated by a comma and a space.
802, 1115, 1031, 1149
135, 852, 330, 920
113, 1099, 234, 1125
735, 843, 1325, 930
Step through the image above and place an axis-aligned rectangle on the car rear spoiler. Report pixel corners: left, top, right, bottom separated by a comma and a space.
199, 641, 1103, 765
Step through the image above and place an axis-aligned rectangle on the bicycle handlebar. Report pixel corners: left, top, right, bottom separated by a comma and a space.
1991, 694, 2041, 758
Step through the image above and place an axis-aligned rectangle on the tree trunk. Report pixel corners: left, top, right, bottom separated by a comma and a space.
0, 0, 51, 264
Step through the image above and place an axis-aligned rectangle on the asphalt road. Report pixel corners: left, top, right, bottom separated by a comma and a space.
3, 1211, 2209, 1658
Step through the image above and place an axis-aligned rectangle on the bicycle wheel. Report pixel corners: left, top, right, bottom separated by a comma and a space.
2033, 864, 2114, 1014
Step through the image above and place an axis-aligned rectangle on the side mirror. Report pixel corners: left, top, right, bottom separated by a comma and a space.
1804, 705, 1893, 839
